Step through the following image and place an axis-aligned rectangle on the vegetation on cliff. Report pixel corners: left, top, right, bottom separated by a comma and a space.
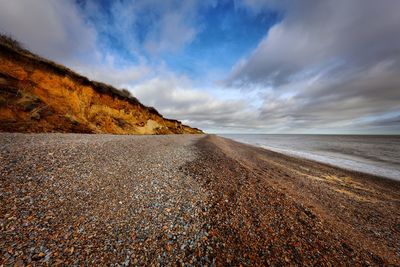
0, 34, 203, 134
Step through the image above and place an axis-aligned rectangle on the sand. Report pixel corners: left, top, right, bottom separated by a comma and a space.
1, 133, 399, 266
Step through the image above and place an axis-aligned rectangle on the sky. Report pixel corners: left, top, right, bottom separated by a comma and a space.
0, 0, 399, 134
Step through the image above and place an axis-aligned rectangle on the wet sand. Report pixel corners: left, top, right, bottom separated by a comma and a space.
1, 133, 399, 265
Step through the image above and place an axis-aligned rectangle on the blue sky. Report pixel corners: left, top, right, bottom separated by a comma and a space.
161, 2, 279, 80
0, 0, 399, 134
76, 0, 280, 83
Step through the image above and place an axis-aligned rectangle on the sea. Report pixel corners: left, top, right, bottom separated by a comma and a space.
219, 134, 400, 181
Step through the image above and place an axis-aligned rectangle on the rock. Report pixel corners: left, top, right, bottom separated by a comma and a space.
32, 252, 45, 260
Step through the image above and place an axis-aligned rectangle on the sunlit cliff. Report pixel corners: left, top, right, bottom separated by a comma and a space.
0, 35, 202, 134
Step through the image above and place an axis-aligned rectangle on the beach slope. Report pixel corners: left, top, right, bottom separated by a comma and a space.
1, 133, 399, 265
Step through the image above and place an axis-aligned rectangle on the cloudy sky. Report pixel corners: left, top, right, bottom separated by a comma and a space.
1, 0, 399, 134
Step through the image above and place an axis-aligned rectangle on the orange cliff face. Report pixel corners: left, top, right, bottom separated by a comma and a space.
0, 42, 203, 134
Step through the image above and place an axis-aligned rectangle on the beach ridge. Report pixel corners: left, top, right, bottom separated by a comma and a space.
1, 133, 399, 265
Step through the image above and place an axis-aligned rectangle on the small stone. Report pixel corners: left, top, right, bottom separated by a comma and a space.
15, 259, 25, 267
32, 252, 45, 260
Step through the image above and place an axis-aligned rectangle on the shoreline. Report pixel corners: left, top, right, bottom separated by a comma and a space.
220, 135, 400, 183
1, 133, 399, 265
218, 134, 400, 182
184, 135, 400, 265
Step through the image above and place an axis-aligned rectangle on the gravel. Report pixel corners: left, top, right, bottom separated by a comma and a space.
1, 133, 399, 266
182, 135, 400, 266
0, 133, 211, 266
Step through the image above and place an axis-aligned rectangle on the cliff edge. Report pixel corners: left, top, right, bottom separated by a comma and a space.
0, 35, 203, 134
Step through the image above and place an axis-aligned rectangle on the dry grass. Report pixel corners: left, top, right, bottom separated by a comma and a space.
0, 33, 26, 52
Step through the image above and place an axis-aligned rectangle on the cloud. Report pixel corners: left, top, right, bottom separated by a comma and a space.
224, 0, 400, 133
1, 0, 399, 133
234, 0, 286, 13
82, 0, 215, 56
128, 74, 258, 132
144, 11, 197, 54
0, 0, 98, 64
0, 0, 258, 134
258, 63, 400, 132
76, 56, 151, 88
228, 0, 400, 86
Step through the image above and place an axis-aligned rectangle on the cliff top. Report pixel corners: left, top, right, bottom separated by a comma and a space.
0, 33, 201, 132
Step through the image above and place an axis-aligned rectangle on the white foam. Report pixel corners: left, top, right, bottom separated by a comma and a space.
260, 145, 400, 181
220, 134, 400, 181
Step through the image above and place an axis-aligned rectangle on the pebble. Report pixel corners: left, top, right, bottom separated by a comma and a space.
0, 133, 211, 265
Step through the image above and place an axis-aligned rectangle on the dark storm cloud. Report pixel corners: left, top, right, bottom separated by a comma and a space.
259, 66, 400, 130
228, 0, 400, 87
224, 0, 400, 133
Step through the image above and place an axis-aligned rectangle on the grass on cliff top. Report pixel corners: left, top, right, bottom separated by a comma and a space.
0, 33, 27, 53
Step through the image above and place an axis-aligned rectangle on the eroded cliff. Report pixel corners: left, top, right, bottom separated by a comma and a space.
0, 36, 202, 134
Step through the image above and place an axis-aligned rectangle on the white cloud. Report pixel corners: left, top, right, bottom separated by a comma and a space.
83, 0, 205, 56
0, 0, 98, 64
144, 11, 197, 54
128, 74, 258, 132
234, 0, 286, 12
77, 64, 151, 88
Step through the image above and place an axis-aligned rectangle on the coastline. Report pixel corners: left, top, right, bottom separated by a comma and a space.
219, 134, 400, 181
1, 133, 399, 265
